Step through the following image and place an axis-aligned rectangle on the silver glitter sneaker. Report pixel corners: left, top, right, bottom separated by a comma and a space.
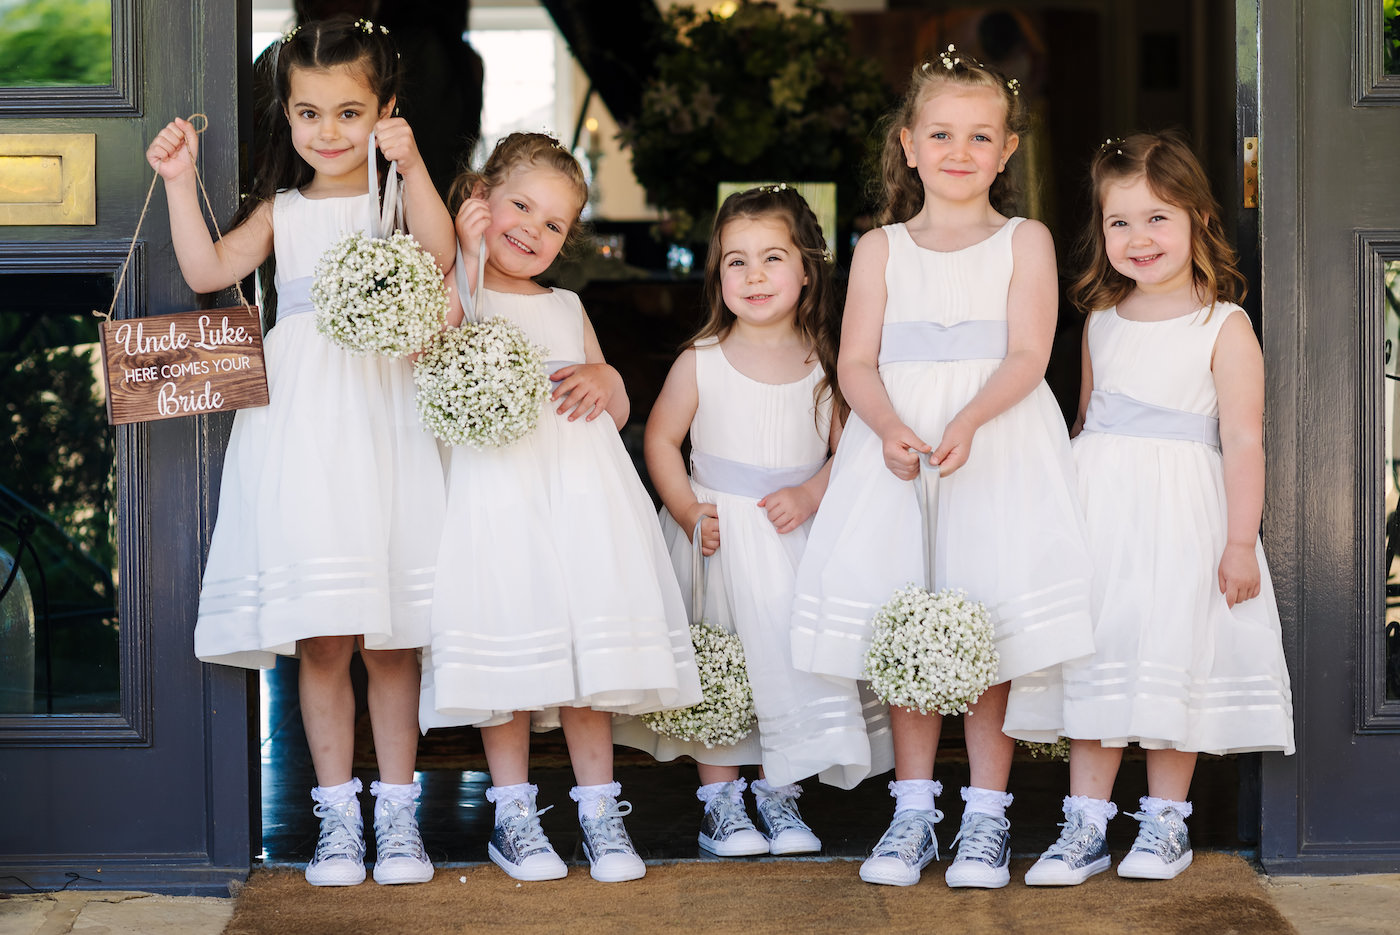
698, 785, 768, 857
858, 809, 943, 887
1117, 807, 1193, 880
944, 812, 1011, 889
371, 796, 434, 885
489, 797, 568, 882
579, 797, 647, 882
304, 799, 366, 887
1025, 808, 1111, 886
754, 784, 822, 856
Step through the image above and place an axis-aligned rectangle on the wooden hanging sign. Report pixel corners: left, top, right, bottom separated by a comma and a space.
99, 305, 269, 425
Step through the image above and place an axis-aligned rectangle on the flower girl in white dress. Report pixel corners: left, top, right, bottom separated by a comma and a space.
1021, 131, 1294, 887
613, 186, 893, 858
789, 50, 1096, 889
146, 17, 454, 888
420, 133, 700, 883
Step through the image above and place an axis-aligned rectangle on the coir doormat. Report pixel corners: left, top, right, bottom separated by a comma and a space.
224, 852, 1296, 935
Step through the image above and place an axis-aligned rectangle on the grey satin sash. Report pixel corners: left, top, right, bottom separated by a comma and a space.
543, 359, 583, 386
690, 450, 825, 499
1082, 389, 1221, 448
878, 320, 1008, 365
276, 276, 314, 322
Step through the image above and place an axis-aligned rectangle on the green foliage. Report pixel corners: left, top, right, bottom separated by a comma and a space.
1, 313, 117, 606
1, 312, 119, 714
619, 0, 888, 241
1386, 0, 1400, 75
0, 0, 113, 87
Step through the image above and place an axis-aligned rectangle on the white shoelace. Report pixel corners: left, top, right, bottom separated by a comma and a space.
1126, 811, 1180, 857
1043, 813, 1097, 859
876, 810, 942, 862
374, 800, 425, 861
708, 795, 756, 836
312, 802, 364, 862
950, 813, 1010, 862
504, 802, 554, 856
583, 799, 635, 854
757, 787, 808, 834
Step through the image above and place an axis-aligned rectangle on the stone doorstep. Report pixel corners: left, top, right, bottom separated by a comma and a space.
0, 890, 234, 935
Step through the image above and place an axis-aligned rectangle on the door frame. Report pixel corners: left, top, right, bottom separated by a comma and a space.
0, 0, 255, 894
1257, 0, 1400, 872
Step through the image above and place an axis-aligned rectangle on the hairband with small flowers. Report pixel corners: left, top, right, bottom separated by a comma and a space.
921, 45, 1021, 96
1101, 137, 1126, 156
353, 18, 390, 35
756, 182, 791, 194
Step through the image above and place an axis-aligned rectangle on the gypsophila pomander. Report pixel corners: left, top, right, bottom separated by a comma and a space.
641, 622, 754, 748
1016, 737, 1072, 762
863, 584, 998, 716
312, 231, 447, 356
413, 316, 549, 448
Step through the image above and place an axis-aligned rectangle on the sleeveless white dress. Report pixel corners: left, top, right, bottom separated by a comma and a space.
613, 340, 893, 788
420, 287, 701, 730
791, 220, 1095, 728
194, 189, 445, 667
1023, 304, 1295, 754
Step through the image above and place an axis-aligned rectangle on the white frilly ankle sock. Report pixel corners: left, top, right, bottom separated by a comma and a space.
961, 786, 1014, 820
1064, 795, 1118, 836
889, 778, 942, 815
1139, 796, 1193, 819
751, 778, 801, 800
570, 780, 623, 822
370, 780, 420, 805
485, 782, 537, 825
311, 778, 362, 811
696, 778, 747, 805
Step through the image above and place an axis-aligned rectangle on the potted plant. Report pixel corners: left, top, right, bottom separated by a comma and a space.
620, 0, 888, 244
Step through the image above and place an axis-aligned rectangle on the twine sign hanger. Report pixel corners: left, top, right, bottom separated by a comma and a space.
95, 113, 269, 425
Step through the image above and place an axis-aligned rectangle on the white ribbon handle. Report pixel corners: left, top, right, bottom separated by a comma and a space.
450, 237, 488, 326
913, 453, 940, 590
365, 131, 401, 238
690, 516, 708, 624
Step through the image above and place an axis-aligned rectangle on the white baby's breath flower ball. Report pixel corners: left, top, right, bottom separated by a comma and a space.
864, 584, 998, 716
312, 231, 447, 356
413, 316, 550, 448
642, 622, 754, 748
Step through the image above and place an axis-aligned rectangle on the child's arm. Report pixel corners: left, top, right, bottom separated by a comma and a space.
375, 116, 455, 275
837, 229, 930, 481
452, 196, 492, 317
759, 461, 830, 535
1070, 321, 1094, 438
758, 399, 844, 534
645, 350, 719, 555
932, 219, 1058, 475
550, 309, 629, 429
1213, 310, 1266, 607
146, 118, 273, 294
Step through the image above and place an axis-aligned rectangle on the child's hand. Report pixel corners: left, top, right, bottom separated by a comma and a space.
1217, 543, 1261, 607
758, 485, 819, 535
146, 118, 198, 182
373, 116, 424, 173
455, 198, 492, 260
683, 503, 720, 556
930, 415, 976, 476
550, 363, 614, 422
881, 424, 931, 480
